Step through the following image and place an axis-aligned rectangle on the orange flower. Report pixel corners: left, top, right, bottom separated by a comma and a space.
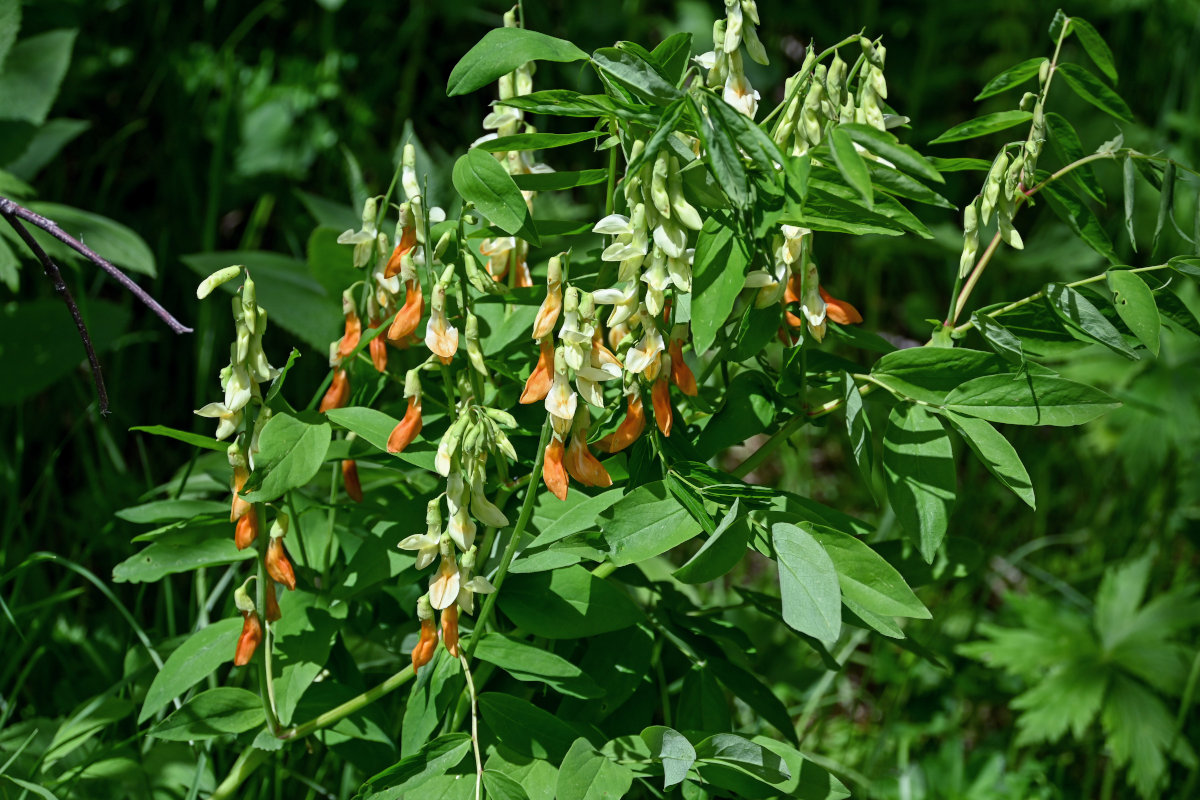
412, 618, 438, 675
564, 430, 612, 488
368, 319, 388, 372
384, 225, 418, 279
520, 338, 554, 404
441, 606, 460, 658
319, 368, 350, 413
235, 611, 262, 666
597, 391, 646, 453
234, 512, 258, 550
388, 279, 424, 342
266, 537, 297, 591
543, 435, 568, 501
533, 283, 562, 340
264, 580, 282, 623
230, 464, 251, 523
513, 258, 533, 288
668, 339, 697, 396
783, 272, 804, 329
337, 301, 362, 359
388, 396, 423, 454
342, 459, 363, 503
820, 286, 863, 325
652, 375, 673, 437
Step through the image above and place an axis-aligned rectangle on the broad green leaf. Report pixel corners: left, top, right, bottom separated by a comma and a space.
139, 618, 242, 723
0, 29, 76, 125
707, 658, 798, 744
359, 733, 471, 799
1105, 270, 1160, 355
772, 521, 842, 646
473, 130, 603, 152
0, 0, 19, 69
528, 488, 622, 547
694, 733, 792, 784
1101, 675, 1183, 797
926, 156, 991, 173
182, 251, 339, 351
975, 58, 1045, 100
641, 726, 696, 789
555, 738, 635, 800
401, 651, 463, 756
0, 776, 60, 800
130, 425, 226, 452
929, 111, 1032, 145
1040, 183, 1119, 264
483, 770, 532, 800
672, 499, 752, 583
1156, 288, 1200, 339
690, 96, 749, 208
447, 28, 588, 96
500, 565, 642, 639
1012, 660, 1108, 745
479, 694, 578, 762
242, 413, 332, 502
115, 499, 228, 525
511, 168, 607, 192
839, 123, 943, 183
677, 663, 733, 732
843, 373, 874, 489
943, 373, 1120, 426
112, 528, 255, 583
828, 125, 872, 209
882, 405, 955, 562
474, 633, 604, 699
496, 90, 616, 118
452, 148, 538, 245
324, 406, 435, 470
1056, 62, 1133, 122
625, 98, 686, 175
1045, 112, 1103, 204
971, 312, 1026, 366
866, 164, 954, 208
871, 346, 1010, 403
27, 200, 155, 277
1048, 9, 1070, 41
1070, 17, 1118, 82
44, 697, 133, 768
556, 626, 654, 725
808, 526, 930, 618
592, 46, 680, 105
599, 481, 701, 565
1045, 282, 1137, 359
694, 371, 774, 457
485, 746, 559, 800
147, 687, 264, 741
7, 117, 90, 180
938, 410, 1036, 508
650, 32, 694, 83
706, 93, 783, 174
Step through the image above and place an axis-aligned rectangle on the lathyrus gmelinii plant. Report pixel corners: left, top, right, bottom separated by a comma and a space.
117, 5, 1200, 798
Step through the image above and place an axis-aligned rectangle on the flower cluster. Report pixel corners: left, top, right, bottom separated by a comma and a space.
699, 0, 769, 118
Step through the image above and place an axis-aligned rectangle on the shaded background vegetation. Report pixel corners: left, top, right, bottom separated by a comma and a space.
2, 0, 1198, 797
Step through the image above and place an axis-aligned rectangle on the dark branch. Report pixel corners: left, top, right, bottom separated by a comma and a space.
0, 195, 193, 335
0, 209, 111, 415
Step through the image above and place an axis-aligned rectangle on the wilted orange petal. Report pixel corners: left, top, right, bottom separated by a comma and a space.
520, 339, 554, 404
319, 369, 350, 413
601, 393, 646, 453
565, 435, 613, 488
820, 286, 863, 325
385, 229, 417, 279
652, 377, 673, 437
230, 465, 251, 522
342, 459, 363, 503
514, 260, 533, 288
235, 612, 262, 666
234, 512, 258, 550
266, 537, 297, 591
389, 280, 424, 341
441, 606, 460, 658
543, 437, 568, 501
412, 619, 438, 675
264, 580, 282, 622
370, 332, 388, 371
387, 397, 423, 454
669, 340, 697, 396
532, 286, 562, 340
338, 310, 362, 358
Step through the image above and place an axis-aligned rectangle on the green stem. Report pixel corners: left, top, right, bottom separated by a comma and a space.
464, 417, 553, 658
732, 413, 806, 479
759, 34, 864, 128
210, 747, 269, 800
256, 556, 280, 734
605, 121, 619, 218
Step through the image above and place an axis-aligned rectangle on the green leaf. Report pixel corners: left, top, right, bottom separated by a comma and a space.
7, 117, 90, 180
592, 46, 680, 105
528, 488, 622, 547
943, 373, 1120, 426
928, 111, 1033, 145
882, 405, 956, 562
0, 776, 60, 800
672, 499, 752, 583
866, 164, 954, 209
650, 32, 693, 83
147, 687, 264, 741
871, 346, 1011, 403
694, 733, 792, 784
975, 58, 1046, 100
496, 90, 616, 119
511, 168, 607, 192
115, 499, 228, 525
0, 234, 18, 292
706, 93, 784, 174
0, 29, 76, 125
360, 733, 471, 799
971, 312, 1026, 366
130, 425, 226, 452
599, 481, 701, 566
938, 410, 1036, 508
555, 738, 635, 800
1070, 17, 1118, 83
808, 526, 930, 619
828, 125, 873, 209
772, 521, 842, 646
474, 633, 604, 699
306, 225, 358, 298
691, 96, 749, 208
324, 406, 435, 470
1102, 675, 1185, 797
0, 0, 20, 70
139, 618, 242, 723
500, 565, 643, 639
44, 697, 133, 768
1040, 183, 1119, 264
926, 156, 991, 173
707, 658, 798, 744
843, 373, 875, 489
242, 413, 332, 503
474, 130, 602, 152
1123, 156, 1138, 251
483, 770, 532, 800
1045, 112, 1103, 204
641, 726, 696, 789
1105, 270, 1160, 355
479, 694, 579, 762
1056, 62, 1133, 122
401, 651, 463, 757
452, 148, 539, 245
694, 371, 774, 457
447, 28, 588, 96
26, 201, 156, 277
1045, 282, 1137, 359
839, 123, 943, 183
691, 216, 751, 354
112, 528, 255, 583
1151, 161, 1176, 257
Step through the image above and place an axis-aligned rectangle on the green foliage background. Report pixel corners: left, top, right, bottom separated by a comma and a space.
2, 0, 1198, 798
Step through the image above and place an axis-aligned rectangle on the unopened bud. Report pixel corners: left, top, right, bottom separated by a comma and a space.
234, 577, 257, 614
269, 512, 289, 540
198, 266, 243, 300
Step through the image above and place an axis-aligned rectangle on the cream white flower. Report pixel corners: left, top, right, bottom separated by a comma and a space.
625, 323, 666, 376
398, 531, 441, 571
195, 402, 242, 441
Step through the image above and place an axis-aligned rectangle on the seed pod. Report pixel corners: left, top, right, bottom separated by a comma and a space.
1004, 153, 1026, 202
483, 407, 518, 429
742, 22, 769, 66
1037, 58, 1051, 87
959, 198, 980, 279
